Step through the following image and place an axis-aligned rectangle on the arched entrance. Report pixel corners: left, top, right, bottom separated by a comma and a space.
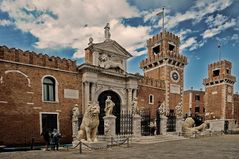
97, 90, 121, 135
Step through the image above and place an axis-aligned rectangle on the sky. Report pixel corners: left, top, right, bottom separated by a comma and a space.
0, 0, 239, 92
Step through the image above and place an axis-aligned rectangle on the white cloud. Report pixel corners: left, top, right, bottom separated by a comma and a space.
205, 14, 228, 28
202, 19, 236, 39
0, 0, 150, 58
0, 19, 13, 26
232, 34, 239, 41
142, 0, 233, 30
180, 37, 197, 50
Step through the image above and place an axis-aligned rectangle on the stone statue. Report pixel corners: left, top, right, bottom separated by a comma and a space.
77, 102, 100, 142
72, 104, 80, 122
104, 96, 115, 116
158, 101, 168, 116
72, 104, 80, 145
132, 97, 139, 115
99, 53, 124, 71
88, 37, 93, 45
104, 23, 111, 40
175, 103, 183, 118
182, 117, 208, 137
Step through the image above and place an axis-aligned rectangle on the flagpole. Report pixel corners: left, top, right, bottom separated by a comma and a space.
162, 7, 165, 32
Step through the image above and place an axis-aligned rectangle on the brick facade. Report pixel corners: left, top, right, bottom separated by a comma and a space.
140, 31, 187, 112
234, 94, 239, 123
0, 46, 82, 146
183, 90, 205, 119
137, 77, 165, 119
203, 60, 236, 120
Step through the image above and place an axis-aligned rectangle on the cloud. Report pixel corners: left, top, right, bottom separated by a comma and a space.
0, 19, 13, 26
202, 18, 236, 39
142, 0, 233, 30
180, 37, 197, 50
205, 14, 228, 28
0, 0, 150, 58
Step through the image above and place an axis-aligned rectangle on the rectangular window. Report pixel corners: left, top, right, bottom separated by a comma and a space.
149, 95, 154, 104
195, 95, 200, 101
169, 44, 175, 51
213, 69, 220, 77
153, 45, 160, 54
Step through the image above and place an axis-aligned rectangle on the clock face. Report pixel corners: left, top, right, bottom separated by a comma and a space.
170, 70, 180, 82
172, 72, 179, 80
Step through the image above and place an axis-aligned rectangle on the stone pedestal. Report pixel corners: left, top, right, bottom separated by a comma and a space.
160, 116, 168, 135
176, 117, 184, 134
72, 121, 79, 147
103, 115, 116, 137
133, 114, 141, 138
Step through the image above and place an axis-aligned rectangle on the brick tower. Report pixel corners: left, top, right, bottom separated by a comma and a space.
140, 31, 187, 111
203, 60, 236, 119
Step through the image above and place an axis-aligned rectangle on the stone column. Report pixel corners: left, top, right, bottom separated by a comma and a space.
91, 83, 96, 102
160, 116, 168, 135
127, 88, 132, 111
176, 117, 184, 134
103, 115, 116, 138
84, 82, 90, 111
133, 114, 141, 138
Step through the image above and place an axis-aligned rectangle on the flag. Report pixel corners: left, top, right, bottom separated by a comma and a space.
156, 11, 164, 16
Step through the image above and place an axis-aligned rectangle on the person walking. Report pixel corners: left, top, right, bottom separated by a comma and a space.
41, 129, 51, 151
51, 129, 62, 151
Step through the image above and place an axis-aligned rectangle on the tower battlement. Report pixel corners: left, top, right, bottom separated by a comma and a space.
147, 31, 180, 47
140, 49, 187, 69
0, 46, 77, 72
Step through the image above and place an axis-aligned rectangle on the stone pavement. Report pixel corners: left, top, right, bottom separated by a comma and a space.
0, 135, 238, 159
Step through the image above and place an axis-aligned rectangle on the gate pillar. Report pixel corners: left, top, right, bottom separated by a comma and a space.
176, 117, 184, 134
160, 116, 168, 135
133, 114, 141, 138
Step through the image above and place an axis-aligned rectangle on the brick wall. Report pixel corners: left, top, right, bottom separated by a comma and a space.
183, 90, 205, 118
138, 84, 165, 119
0, 48, 82, 146
234, 94, 239, 124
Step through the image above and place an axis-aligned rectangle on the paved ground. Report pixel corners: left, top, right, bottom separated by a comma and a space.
0, 135, 239, 159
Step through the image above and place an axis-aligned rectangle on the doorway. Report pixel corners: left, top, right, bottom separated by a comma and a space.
97, 90, 121, 135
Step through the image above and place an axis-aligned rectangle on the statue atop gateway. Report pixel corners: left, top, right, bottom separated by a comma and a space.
84, 23, 132, 73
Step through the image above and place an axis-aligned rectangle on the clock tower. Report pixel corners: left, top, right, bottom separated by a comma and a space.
140, 31, 187, 112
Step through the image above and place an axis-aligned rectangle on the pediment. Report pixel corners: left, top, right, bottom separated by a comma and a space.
86, 40, 132, 59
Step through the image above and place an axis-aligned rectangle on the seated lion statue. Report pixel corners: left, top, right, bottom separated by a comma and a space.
77, 102, 100, 142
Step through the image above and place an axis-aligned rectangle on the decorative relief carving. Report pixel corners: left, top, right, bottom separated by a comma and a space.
99, 53, 124, 71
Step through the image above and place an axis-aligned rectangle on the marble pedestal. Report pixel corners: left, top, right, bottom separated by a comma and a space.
160, 116, 168, 135
176, 117, 184, 134
103, 115, 116, 137
133, 114, 141, 138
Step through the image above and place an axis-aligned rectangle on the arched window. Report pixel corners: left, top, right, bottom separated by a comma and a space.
149, 94, 154, 104
43, 77, 55, 101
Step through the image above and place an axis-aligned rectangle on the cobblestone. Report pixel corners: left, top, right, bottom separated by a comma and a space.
0, 135, 238, 159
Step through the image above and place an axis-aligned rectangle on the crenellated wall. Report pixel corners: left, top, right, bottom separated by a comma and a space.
0, 46, 77, 72
140, 49, 187, 69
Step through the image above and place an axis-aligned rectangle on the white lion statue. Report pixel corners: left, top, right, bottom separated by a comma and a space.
182, 117, 208, 137
77, 102, 100, 142
99, 54, 124, 71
